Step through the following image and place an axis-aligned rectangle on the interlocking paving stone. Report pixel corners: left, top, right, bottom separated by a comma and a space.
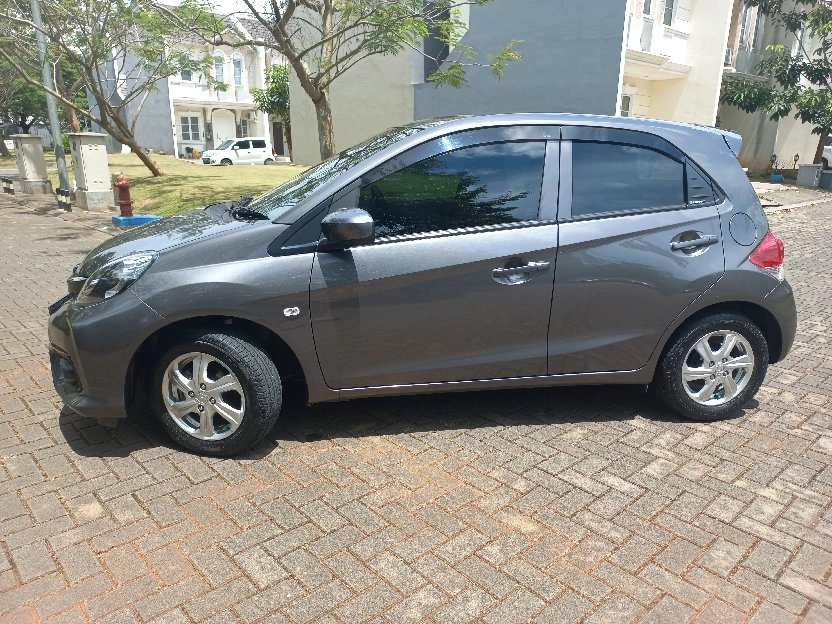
1, 193, 832, 622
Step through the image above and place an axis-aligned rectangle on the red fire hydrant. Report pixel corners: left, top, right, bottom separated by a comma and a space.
114, 172, 134, 217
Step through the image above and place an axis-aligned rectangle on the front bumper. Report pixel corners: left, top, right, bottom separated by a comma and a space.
48, 289, 165, 422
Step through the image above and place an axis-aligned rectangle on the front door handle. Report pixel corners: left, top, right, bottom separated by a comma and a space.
492, 261, 551, 278
670, 234, 719, 251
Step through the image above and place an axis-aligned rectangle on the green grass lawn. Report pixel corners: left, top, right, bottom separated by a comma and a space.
0, 151, 306, 216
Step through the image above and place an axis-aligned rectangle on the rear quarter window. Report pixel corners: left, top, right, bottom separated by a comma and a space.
252, 140, 267, 149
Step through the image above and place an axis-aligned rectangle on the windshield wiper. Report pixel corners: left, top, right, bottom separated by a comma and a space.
227, 196, 268, 221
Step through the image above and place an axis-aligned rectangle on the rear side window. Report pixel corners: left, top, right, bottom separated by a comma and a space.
252, 140, 267, 149
358, 141, 545, 238
571, 142, 685, 218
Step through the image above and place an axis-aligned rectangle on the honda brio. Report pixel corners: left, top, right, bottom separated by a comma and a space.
48, 114, 797, 456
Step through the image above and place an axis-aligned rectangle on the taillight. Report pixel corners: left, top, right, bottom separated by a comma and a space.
750, 230, 785, 280
750, 230, 784, 267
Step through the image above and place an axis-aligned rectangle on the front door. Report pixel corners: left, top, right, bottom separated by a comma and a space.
310, 131, 560, 390
548, 130, 725, 374
233, 139, 252, 163
212, 113, 235, 143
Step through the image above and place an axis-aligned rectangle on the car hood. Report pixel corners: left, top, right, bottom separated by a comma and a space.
78, 208, 247, 276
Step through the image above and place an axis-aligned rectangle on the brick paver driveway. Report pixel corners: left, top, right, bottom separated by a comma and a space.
1, 195, 831, 623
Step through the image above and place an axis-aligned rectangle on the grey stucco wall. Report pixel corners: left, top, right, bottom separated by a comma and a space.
131, 77, 175, 155
414, 0, 627, 119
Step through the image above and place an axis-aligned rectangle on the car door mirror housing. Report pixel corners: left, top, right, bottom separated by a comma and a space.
320, 208, 375, 250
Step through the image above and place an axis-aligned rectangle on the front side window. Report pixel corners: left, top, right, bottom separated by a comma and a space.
180, 116, 200, 141
357, 141, 545, 238
235, 140, 251, 150
571, 142, 684, 218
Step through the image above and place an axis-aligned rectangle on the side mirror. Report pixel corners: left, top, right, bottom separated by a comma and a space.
232, 146, 239, 150
320, 208, 374, 250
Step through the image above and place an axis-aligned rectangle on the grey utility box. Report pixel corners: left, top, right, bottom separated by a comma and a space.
68, 133, 113, 211
12, 134, 53, 195
796, 163, 822, 188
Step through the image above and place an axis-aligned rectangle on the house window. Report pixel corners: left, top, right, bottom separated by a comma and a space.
214, 57, 225, 84
240, 119, 249, 137
643, 0, 652, 16
753, 9, 766, 49
663, 0, 675, 26
233, 56, 243, 86
739, 6, 752, 46
620, 94, 632, 117
180, 69, 193, 81
180, 116, 200, 141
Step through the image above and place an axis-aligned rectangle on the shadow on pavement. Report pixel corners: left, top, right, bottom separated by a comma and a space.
58, 385, 756, 460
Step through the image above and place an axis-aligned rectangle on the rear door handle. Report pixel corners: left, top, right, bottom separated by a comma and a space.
670, 235, 719, 251
492, 261, 551, 277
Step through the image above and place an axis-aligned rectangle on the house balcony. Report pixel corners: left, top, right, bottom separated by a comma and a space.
624, 15, 692, 81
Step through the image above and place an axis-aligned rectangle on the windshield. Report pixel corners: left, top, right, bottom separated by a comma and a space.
247, 124, 431, 219
216, 140, 234, 150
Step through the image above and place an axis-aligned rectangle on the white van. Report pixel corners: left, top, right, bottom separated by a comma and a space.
201, 138, 274, 165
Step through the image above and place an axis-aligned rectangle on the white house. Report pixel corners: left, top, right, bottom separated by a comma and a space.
108, 17, 288, 159
719, 0, 822, 172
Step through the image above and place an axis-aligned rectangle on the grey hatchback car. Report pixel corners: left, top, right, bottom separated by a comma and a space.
48, 114, 796, 456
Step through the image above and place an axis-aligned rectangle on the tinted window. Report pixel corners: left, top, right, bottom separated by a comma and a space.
248, 124, 431, 219
358, 142, 545, 237
571, 142, 685, 218
686, 162, 716, 205
235, 140, 251, 149
252, 140, 267, 149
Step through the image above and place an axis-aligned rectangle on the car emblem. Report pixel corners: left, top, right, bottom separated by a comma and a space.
283, 307, 301, 317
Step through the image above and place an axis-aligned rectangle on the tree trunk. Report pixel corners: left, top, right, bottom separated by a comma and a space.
313, 92, 335, 160
813, 132, 828, 167
113, 129, 164, 176
285, 123, 293, 162
0, 139, 10, 158
54, 65, 81, 133
128, 141, 164, 177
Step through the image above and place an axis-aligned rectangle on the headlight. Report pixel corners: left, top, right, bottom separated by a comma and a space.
76, 252, 157, 305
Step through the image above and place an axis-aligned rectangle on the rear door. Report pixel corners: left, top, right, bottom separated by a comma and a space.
309, 126, 561, 389
251, 139, 269, 163
548, 126, 724, 374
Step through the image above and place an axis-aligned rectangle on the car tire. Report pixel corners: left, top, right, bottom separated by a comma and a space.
221, 158, 232, 166
153, 331, 281, 456
264, 158, 274, 165
654, 313, 768, 421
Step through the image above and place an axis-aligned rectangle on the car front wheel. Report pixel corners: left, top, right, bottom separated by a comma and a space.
154, 331, 281, 456
654, 313, 768, 421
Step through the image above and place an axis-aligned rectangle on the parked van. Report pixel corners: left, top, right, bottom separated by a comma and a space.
201, 138, 274, 165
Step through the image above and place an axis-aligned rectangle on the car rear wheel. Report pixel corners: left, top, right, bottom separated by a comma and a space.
221, 158, 232, 166
264, 158, 274, 165
154, 331, 281, 456
654, 313, 768, 421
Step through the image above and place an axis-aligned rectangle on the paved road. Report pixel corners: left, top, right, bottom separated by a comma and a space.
1, 194, 831, 623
